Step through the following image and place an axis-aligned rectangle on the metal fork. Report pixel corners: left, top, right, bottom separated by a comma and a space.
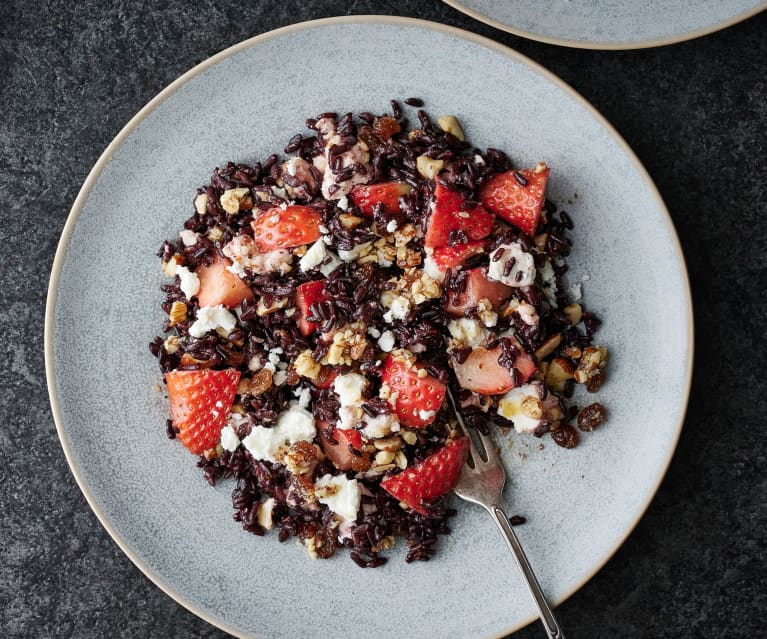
447, 389, 567, 639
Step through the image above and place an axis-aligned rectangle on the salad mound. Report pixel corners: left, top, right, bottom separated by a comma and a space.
150, 100, 608, 566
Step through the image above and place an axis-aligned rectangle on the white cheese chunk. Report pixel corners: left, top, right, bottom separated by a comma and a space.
487, 242, 536, 287
188, 305, 237, 338
314, 474, 361, 522
175, 265, 200, 299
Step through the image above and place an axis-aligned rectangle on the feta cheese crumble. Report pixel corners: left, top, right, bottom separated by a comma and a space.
314, 474, 361, 522
448, 318, 489, 348
333, 372, 368, 407
487, 242, 536, 287
377, 330, 396, 352
175, 265, 200, 299
188, 305, 237, 338
220, 425, 241, 452
498, 383, 544, 433
382, 295, 410, 323
242, 402, 316, 464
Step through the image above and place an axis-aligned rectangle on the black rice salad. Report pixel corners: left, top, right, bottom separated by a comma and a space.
150, 100, 609, 567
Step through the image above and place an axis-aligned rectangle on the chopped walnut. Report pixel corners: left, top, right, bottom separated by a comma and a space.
194, 192, 208, 215
256, 296, 289, 316
544, 357, 575, 392
294, 350, 321, 380
416, 155, 445, 179
574, 346, 608, 391
563, 303, 583, 326
162, 254, 182, 277
437, 115, 465, 141
285, 440, 319, 476
219, 187, 253, 214
321, 322, 369, 366
534, 333, 562, 360
168, 301, 187, 327
163, 335, 181, 354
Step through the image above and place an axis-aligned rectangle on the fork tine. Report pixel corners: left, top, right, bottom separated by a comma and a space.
476, 428, 501, 465
445, 388, 481, 463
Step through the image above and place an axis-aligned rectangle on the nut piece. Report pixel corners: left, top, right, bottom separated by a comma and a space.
563, 303, 583, 326
163, 335, 181, 354
544, 357, 575, 392
194, 192, 208, 215
401, 430, 417, 446
573, 346, 608, 391
373, 436, 404, 451
416, 155, 445, 180
534, 333, 562, 361
294, 350, 321, 380
534, 233, 549, 252
168, 301, 187, 327
285, 440, 318, 475
437, 115, 465, 141
219, 187, 253, 214
339, 213, 364, 229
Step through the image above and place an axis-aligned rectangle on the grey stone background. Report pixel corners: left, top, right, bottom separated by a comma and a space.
1, 1, 765, 637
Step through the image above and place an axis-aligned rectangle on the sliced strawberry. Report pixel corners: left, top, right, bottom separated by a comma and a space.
251, 205, 322, 252
295, 279, 328, 337
444, 267, 512, 317
430, 240, 486, 273
381, 352, 446, 428
318, 423, 366, 472
452, 340, 536, 395
165, 368, 240, 455
424, 182, 494, 248
381, 436, 469, 516
349, 181, 411, 217
196, 254, 254, 309
479, 165, 549, 237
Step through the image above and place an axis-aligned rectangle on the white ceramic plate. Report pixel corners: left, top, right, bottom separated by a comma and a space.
444, 0, 767, 49
45, 16, 692, 639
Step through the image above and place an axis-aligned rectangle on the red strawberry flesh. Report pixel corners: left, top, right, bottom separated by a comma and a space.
165, 368, 240, 454
444, 267, 513, 317
452, 340, 536, 396
424, 183, 494, 248
295, 279, 327, 337
381, 353, 446, 428
349, 181, 410, 217
381, 436, 470, 515
479, 165, 549, 237
195, 254, 254, 309
251, 205, 322, 252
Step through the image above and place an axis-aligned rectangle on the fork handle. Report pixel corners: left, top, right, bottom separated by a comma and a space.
488, 504, 567, 639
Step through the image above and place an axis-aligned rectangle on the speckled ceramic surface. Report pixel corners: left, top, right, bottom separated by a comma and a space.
444, 0, 767, 49
45, 17, 692, 639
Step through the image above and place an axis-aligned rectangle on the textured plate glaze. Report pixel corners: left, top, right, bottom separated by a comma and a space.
444, 0, 767, 49
45, 16, 692, 639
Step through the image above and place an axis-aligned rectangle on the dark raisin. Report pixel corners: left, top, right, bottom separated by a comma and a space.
577, 403, 606, 431
551, 424, 579, 449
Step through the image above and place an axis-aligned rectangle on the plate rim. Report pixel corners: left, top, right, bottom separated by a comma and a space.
44, 14, 694, 639
443, 0, 767, 50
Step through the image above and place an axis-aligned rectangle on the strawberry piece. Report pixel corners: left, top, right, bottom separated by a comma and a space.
381, 436, 469, 516
444, 267, 512, 317
349, 181, 410, 217
165, 368, 240, 455
295, 279, 328, 337
318, 423, 365, 471
479, 165, 549, 237
430, 240, 486, 273
196, 254, 254, 309
381, 353, 446, 428
452, 341, 536, 396
251, 205, 322, 251
424, 183, 494, 248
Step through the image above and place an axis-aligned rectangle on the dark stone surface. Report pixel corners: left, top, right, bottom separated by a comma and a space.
1, 1, 765, 637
